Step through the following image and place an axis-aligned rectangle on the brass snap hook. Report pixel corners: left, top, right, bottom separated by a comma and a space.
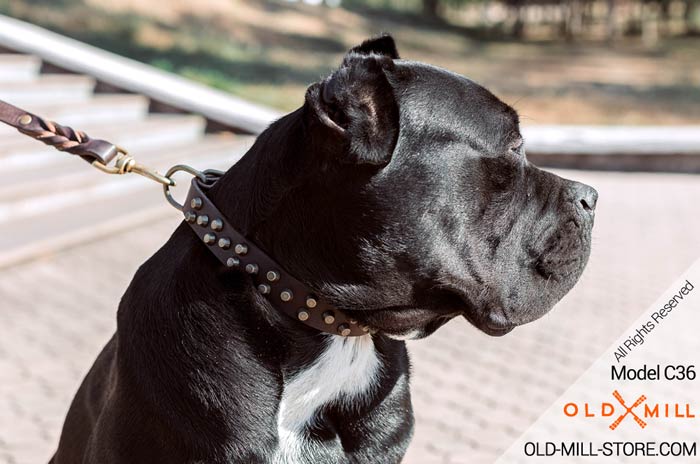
91, 147, 175, 187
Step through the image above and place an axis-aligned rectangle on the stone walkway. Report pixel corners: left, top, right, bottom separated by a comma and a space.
1, 169, 699, 464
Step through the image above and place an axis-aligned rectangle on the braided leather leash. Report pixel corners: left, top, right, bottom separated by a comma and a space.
0, 99, 172, 185
0, 98, 368, 337
0, 98, 118, 165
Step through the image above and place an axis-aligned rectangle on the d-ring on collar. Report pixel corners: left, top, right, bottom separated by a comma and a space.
180, 172, 370, 337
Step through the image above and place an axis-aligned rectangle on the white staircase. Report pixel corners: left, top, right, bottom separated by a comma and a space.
0, 53, 256, 267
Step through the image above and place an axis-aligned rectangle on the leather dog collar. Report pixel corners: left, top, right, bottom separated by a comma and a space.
182, 173, 370, 337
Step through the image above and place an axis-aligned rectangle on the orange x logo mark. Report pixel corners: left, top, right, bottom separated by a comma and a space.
609, 390, 647, 430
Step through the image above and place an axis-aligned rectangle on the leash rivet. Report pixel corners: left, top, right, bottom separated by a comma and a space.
211, 218, 223, 231
190, 197, 203, 209
305, 297, 318, 309
322, 311, 335, 325
258, 284, 271, 295
203, 233, 216, 245
218, 237, 231, 249
245, 263, 259, 274
266, 270, 280, 282
234, 243, 248, 255
184, 211, 196, 223
280, 290, 293, 302
348, 318, 358, 325
360, 325, 370, 332
196, 215, 209, 226
337, 324, 351, 337
297, 310, 310, 321
226, 257, 240, 268
19, 114, 32, 125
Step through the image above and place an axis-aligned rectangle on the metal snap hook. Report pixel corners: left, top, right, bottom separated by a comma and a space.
162, 164, 207, 211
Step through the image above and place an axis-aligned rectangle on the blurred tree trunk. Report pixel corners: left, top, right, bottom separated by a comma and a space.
625, 0, 644, 35
423, 0, 439, 19
582, 0, 595, 28
606, 0, 617, 41
513, 3, 525, 38
685, 0, 699, 33
642, 1, 660, 45
563, 0, 584, 40
659, 0, 671, 37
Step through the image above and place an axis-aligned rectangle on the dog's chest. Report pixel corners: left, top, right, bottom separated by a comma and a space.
275, 334, 380, 463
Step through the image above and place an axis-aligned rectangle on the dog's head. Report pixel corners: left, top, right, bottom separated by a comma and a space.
229, 35, 596, 339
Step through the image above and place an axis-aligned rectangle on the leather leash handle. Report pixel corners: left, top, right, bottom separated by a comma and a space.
0, 99, 118, 165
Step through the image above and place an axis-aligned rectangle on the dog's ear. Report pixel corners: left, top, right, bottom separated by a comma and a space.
349, 34, 400, 59
306, 51, 399, 166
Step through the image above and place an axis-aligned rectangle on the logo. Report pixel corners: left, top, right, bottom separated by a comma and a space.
609, 390, 646, 430
563, 391, 695, 429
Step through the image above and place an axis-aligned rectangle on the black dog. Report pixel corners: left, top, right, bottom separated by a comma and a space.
52, 35, 596, 463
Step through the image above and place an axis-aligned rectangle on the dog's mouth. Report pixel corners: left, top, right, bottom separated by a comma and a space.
430, 290, 518, 337
461, 310, 515, 337
347, 289, 517, 339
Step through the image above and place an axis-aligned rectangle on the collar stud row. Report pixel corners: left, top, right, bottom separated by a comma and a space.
185, 189, 370, 337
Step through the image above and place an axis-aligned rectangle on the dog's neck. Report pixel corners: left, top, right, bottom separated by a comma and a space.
159, 107, 363, 344
208, 109, 308, 239
206, 108, 381, 316
173, 106, 390, 361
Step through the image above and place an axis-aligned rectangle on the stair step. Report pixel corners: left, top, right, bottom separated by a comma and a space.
0, 74, 95, 105
0, 136, 253, 268
0, 134, 250, 202
1, 114, 207, 169
0, 95, 148, 134
0, 54, 40, 82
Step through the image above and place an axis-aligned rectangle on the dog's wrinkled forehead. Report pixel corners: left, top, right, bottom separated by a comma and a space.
390, 60, 521, 154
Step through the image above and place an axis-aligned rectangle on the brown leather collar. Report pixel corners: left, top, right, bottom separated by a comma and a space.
183, 172, 370, 337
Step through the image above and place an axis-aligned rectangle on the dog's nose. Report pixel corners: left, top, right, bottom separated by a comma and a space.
572, 182, 598, 214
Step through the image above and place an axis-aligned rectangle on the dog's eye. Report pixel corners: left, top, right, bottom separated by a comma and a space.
509, 138, 524, 154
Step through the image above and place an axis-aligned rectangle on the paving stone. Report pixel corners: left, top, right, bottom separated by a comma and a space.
1, 170, 699, 463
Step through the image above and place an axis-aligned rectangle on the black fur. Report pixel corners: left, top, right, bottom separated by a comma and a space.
51, 35, 596, 463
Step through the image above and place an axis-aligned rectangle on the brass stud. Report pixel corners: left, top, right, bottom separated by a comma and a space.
322, 311, 335, 325
19, 114, 32, 125
218, 237, 231, 249
211, 218, 223, 231
245, 263, 258, 274
337, 324, 351, 337
280, 290, 293, 302
234, 244, 248, 255
266, 270, 280, 282
196, 215, 209, 227
297, 310, 310, 321
190, 197, 203, 209
305, 297, 318, 309
258, 284, 271, 295
184, 211, 197, 223
226, 257, 240, 268
360, 325, 370, 332
348, 319, 358, 325
203, 233, 216, 245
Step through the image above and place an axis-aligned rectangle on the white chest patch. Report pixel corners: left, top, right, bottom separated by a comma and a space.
275, 334, 380, 463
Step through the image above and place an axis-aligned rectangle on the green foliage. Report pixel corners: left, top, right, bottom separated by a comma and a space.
0, 0, 698, 122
